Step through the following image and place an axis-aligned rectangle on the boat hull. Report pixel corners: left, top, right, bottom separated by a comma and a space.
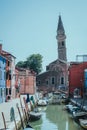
79, 119, 87, 129
29, 111, 42, 121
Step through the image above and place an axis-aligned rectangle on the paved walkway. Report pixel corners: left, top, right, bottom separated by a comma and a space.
0, 96, 25, 130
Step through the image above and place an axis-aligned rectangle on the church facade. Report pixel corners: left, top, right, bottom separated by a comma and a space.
36, 15, 68, 92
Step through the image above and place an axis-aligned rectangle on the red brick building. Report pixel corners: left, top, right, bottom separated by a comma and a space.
68, 62, 87, 97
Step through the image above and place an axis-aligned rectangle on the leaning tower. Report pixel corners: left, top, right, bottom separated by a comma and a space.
56, 15, 67, 62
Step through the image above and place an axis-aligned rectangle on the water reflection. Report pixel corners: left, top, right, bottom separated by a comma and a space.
31, 118, 42, 130
31, 105, 83, 130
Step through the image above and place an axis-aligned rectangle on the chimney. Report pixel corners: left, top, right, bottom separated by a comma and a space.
0, 44, 2, 54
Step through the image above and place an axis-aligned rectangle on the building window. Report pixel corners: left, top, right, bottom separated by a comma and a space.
38, 80, 41, 85
8, 61, 10, 66
9, 88, 11, 95
4, 72, 6, 80
62, 41, 65, 46
61, 77, 64, 84
0, 62, 1, 68
6, 88, 8, 95
51, 77, 55, 84
46, 80, 49, 85
0, 70, 2, 79
1, 88, 2, 96
6, 73, 11, 80
9, 75, 11, 80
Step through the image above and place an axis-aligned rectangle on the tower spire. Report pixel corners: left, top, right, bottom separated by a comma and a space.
57, 15, 65, 36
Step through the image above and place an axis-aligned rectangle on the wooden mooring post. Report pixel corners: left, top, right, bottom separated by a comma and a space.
1, 112, 6, 130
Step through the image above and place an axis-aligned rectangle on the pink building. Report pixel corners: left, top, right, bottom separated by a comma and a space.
16, 68, 36, 95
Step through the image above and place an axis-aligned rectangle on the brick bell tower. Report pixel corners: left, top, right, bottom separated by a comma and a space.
56, 15, 67, 62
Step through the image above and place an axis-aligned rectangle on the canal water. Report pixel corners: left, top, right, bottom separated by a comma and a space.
30, 104, 83, 130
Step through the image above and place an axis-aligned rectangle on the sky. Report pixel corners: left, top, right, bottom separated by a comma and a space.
0, 0, 87, 72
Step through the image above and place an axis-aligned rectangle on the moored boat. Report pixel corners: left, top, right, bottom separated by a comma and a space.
79, 119, 87, 129
29, 111, 42, 122
49, 95, 61, 105
37, 99, 47, 106
68, 106, 81, 118
73, 111, 87, 117
64, 104, 73, 112
73, 111, 87, 124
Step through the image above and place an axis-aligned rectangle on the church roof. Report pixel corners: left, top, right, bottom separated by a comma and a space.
47, 59, 67, 66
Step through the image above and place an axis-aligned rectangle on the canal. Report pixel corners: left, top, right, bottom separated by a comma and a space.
30, 104, 83, 130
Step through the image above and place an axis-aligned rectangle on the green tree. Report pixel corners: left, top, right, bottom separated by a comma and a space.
16, 54, 43, 74
16, 61, 25, 68
26, 54, 43, 74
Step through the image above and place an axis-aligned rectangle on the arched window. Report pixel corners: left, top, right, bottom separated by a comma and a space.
51, 77, 55, 84
62, 41, 64, 46
61, 77, 64, 84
